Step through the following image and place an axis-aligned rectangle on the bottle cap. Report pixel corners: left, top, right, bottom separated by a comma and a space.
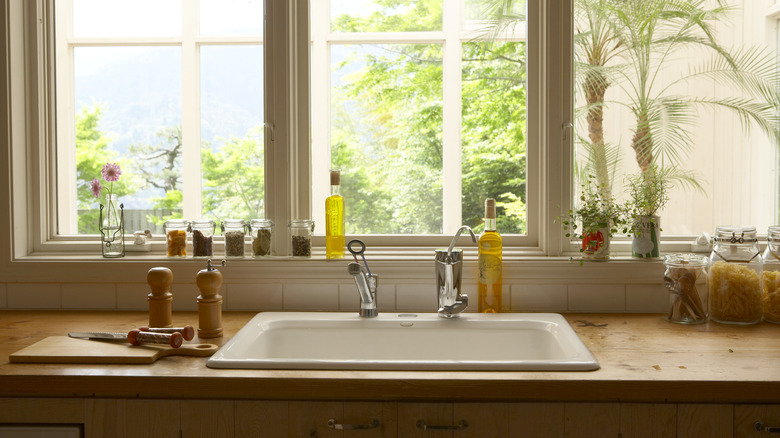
330, 169, 341, 186
485, 198, 496, 219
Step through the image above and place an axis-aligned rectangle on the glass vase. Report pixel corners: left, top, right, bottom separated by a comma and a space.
99, 194, 125, 258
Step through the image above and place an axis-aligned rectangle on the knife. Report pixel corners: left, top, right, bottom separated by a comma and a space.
69, 330, 183, 348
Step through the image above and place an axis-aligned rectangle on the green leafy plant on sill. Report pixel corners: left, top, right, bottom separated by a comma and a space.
624, 164, 672, 233
556, 176, 631, 264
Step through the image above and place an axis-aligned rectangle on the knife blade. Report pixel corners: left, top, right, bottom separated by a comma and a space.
68, 332, 128, 341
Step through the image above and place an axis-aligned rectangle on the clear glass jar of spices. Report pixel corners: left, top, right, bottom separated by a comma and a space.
762, 225, 780, 324
250, 219, 274, 257
191, 219, 215, 258
663, 254, 708, 324
222, 219, 247, 258
289, 219, 314, 257
164, 219, 188, 257
709, 225, 763, 324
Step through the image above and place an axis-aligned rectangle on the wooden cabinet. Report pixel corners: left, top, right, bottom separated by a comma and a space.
677, 404, 733, 438
735, 405, 780, 438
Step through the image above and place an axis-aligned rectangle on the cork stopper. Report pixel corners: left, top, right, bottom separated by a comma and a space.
330, 169, 341, 186
485, 198, 496, 219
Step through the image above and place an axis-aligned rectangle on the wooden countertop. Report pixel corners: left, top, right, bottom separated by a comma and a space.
1, 311, 779, 403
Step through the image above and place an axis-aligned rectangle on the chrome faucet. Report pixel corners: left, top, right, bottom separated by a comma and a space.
436, 226, 477, 318
347, 239, 378, 318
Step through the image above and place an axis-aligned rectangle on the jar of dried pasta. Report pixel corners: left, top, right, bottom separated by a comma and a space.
762, 225, 780, 323
708, 225, 763, 325
164, 219, 188, 257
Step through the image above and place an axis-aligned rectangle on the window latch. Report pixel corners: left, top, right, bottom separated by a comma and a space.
264, 122, 275, 142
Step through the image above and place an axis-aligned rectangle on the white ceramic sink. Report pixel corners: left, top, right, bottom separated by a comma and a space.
207, 312, 599, 371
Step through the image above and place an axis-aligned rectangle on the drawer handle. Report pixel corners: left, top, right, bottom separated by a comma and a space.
755, 421, 780, 433
416, 419, 469, 431
327, 418, 380, 430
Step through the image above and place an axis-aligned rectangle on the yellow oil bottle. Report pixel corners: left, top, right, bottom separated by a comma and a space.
478, 198, 502, 312
325, 169, 344, 259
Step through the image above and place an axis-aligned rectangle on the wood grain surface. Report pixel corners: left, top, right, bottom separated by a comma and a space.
1, 311, 780, 403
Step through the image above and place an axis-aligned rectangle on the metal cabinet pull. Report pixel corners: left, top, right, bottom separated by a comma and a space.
755, 421, 780, 433
327, 418, 380, 430
416, 419, 469, 431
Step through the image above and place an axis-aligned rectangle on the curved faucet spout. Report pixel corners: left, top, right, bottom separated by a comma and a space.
446, 226, 477, 261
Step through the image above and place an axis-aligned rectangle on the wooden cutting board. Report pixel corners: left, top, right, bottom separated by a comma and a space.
9, 336, 219, 364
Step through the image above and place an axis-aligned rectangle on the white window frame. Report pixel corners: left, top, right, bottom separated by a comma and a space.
2, 0, 679, 287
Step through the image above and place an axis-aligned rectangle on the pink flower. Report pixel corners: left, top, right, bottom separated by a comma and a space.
90, 178, 102, 198
101, 163, 122, 182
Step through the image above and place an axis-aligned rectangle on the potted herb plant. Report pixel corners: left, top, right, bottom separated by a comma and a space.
626, 165, 670, 259
559, 177, 629, 261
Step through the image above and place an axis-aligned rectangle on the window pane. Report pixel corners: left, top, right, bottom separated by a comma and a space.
331, 44, 443, 234
200, 0, 263, 36
573, 1, 778, 237
73, 0, 182, 38
461, 41, 527, 235
74, 47, 182, 234
200, 45, 264, 220
331, 0, 442, 32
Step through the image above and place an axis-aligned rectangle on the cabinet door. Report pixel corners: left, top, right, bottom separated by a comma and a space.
234, 401, 288, 438
454, 403, 510, 438
341, 401, 397, 438
398, 402, 458, 438
735, 404, 780, 438
288, 401, 342, 438
620, 403, 676, 438
564, 403, 620, 438
180, 400, 234, 438
123, 399, 181, 438
678, 404, 733, 438
508, 402, 565, 437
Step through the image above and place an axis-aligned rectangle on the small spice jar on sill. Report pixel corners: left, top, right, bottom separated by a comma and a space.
250, 219, 274, 258
191, 219, 215, 258
289, 219, 314, 257
222, 219, 247, 258
164, 219, 188, 257
663, 254, 708, 324
762, 225, 780, 324
709, 225, 763, 325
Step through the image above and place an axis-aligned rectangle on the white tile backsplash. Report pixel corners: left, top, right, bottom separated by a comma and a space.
511, 284, 568, 312
0, 283, 6, 308
283, 283, 339, 311
62, 283, 116, 309
227, 283, 283, 311
170, 283, 200, 311
116, 283, 148, 310
567, 284, 626, 312
339, 283, 397, 312
396, 284, 435, 312
626, 283, 667, 313
7, 283, 61, 309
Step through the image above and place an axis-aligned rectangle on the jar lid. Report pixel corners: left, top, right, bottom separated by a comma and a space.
768, 225, 780, 241
191, 219, 215, 226
714, 225, 757, 243
289, 219, 314, 226
222, 219, 246, 226
251, 218, 274, 227
664, 253, 708, 268
164, 219, 188, 227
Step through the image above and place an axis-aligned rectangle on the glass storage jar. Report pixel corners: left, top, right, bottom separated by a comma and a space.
663, 254, 708, 324
164, 219, 188, 257
191, 219, 215, 258
222, 219, 247, 258
289, 219, 314, 257
250, 219, 274, 257
709, 225, 763, 324
762, 225, 780, 324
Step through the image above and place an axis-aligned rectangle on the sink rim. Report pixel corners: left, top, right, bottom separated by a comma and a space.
206, 312, 600, 371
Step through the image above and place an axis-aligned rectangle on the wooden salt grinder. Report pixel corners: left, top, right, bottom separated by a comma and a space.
147, 267, 173, 328
197, 259, 225, 338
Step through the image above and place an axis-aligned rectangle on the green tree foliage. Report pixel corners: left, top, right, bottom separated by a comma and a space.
201, 126, 265, 221
129, 126, 184, 225
75, 104, 137, 234
332, 0, 527, 234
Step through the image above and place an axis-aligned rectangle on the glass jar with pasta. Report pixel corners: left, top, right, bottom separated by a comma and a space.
708, 225, 763, 325
762, 225, 780, 324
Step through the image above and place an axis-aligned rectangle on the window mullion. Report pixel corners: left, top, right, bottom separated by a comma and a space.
311, 0, 329, 238
55, 0, 76, 235
181, 0, 201, 220
442, 1, 463, 234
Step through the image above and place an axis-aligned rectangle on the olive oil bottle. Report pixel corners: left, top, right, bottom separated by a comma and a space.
325, 169, 344, 259
478, 198, 502, 312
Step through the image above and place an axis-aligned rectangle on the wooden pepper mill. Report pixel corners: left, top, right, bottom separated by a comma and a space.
147, 267, 173, 328
197, 259, 226, 339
